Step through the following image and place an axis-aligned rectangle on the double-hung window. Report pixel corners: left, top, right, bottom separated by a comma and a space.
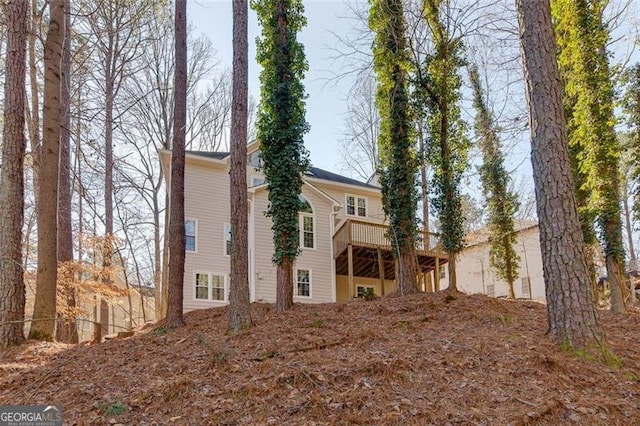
185, 219, 196, 252
224, 224, 232, 256
195, 272, 226, 301
346, 195, 367, 217
296, 269, 311, 297
299, 197, 314, 249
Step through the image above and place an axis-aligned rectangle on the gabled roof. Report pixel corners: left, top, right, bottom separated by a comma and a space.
184, 150, 378, 190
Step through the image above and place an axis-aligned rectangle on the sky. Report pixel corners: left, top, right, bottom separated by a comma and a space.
188, 0, 360, 174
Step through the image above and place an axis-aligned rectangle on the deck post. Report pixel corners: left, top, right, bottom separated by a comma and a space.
434, 257, 441, 292
377, 247, 385, 296
348, 243, 354, 299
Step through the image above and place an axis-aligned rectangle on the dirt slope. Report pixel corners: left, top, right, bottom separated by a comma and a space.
1, 292, 639, 425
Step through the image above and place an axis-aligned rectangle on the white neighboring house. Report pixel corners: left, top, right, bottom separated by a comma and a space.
440, 221, 545, 300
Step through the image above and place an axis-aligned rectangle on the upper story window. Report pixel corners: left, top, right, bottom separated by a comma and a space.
248, 150, 262, 169
185, 219, 196, 252
224, 224, 232, 256
346, 195, 367, 218
299, 196, 314, 249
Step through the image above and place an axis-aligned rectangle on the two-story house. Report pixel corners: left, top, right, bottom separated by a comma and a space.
159, 141, 446, 312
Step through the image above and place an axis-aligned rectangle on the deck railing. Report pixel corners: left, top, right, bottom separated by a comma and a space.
333, 219, 447, 259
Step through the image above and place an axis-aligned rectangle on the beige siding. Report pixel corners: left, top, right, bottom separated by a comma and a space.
183, 160, 231, 311
336, 275, 395, 302
310, 181, 385, 226
252, 185, 335, 303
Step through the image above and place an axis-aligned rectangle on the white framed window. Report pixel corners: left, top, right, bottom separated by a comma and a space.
248, 150, 262, 169
251, 176, 265, 186
295, 269, 311, 298
486, 284, 495, 298
299, 196, 315, 249
224, 223, 232, 256
185, 219, 197, 252
439, 269, 446, 280
195, 272, 226, 301
346, 195, 367, 217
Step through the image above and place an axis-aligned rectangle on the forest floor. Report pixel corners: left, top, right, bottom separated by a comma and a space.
1, 292, 639, 425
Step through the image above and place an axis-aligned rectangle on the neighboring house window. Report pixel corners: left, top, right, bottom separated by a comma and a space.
224, 224, 232, 256
296, 269, 311, 297
195, 272, 226, 301
299, 196, 314, 249
185, 219, 196, 252
346, 195, 367, 217
486, 284, 495, 298
248, 150, 262, 169
521, 277, 531, 298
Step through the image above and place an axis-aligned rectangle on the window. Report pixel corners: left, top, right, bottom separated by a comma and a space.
248, 150, 262, 169
195, 272, 225, 301
357, 285, 375, 298
486, 284, 495, 298
521, 277, 531, 298
224, 224, 232, 256
346, 195, 367, 217
299, 196, 314, 249
252, 177, 265, 186
185, 219, 196, 252
296, 269, 311, 297
439, 269, 446, 279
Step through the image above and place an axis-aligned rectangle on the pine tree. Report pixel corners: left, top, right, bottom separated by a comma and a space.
369, 0, 419, 295
552, 0, 628, 313
469, 65, 520, 298
253, 0, 310, 312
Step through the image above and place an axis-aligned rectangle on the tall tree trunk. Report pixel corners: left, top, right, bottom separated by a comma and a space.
516, 0, 603, 348
30, 0, 65, 341
56, 0, 77, 344
0, 0, 29, 348
276, 259, 294, 313
27, 0, 42, 202
165, 0, 187, 328
398, 252, 418, 295
228, 0, 253, 332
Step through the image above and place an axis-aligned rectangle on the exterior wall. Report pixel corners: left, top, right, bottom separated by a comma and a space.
183, 158, 232, 311
442, 227, 545, 300
252, 185, 335, 303
336, 275, 396, 302
310, 181, 385, 225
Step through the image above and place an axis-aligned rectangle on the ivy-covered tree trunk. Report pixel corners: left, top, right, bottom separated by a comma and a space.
165, 0, 187, 329
469, 65, 520, 299
228, 0, 253, 332
517, 0, 603, 349
552, 0, 628, 313
422, 0, 469, 292
30, 0, 64, 341
254, 0, 309, 312
369, 0, 419, 295
0, 0, 29, 348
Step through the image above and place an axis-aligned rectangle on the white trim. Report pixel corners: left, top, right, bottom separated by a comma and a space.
299, 195, 316, 251
294, 267, 312, 299
304, 176, 380, 194
301, 179, 341, 206
330, 211, 338, 302
193, 271, 227, 302
185, 218, 198, 253
345, 194, 368, 218
249, 199, 256, 302
223, 223, 232, 257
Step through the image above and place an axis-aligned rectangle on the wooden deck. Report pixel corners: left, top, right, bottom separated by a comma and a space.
333, 219, 448, 281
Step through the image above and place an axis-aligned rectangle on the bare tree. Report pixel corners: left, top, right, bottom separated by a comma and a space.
0, 0, 29, 348
516, 0, 603, 349
30, 0, 65, 340
228, 0, 253, 332
165, 0, 187, 328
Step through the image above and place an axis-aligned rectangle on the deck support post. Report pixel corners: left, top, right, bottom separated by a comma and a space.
434, 257, 441, 292
377, 247, 385, 296
348, 243, 354, 299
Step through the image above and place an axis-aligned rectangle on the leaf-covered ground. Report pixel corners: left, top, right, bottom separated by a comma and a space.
1, 292, 639, 425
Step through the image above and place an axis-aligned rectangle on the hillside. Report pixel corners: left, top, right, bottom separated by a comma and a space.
1, 293, 639, 425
